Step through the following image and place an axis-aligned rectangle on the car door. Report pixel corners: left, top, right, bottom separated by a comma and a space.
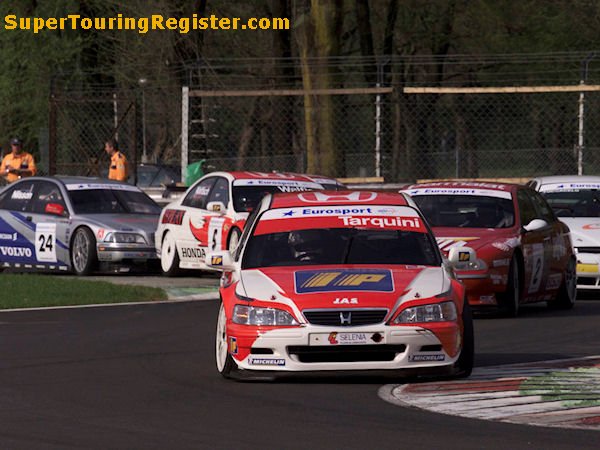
530, 189, 569, 296
204, 177, 233, 252
177, 176, 217, 268
517, 189, 553, 301
27, 180, 71, 270
0, 180, 37, 268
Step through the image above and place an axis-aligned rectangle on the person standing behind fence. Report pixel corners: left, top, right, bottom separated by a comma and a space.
1, 138, 37, 183
104, 139, 129, 182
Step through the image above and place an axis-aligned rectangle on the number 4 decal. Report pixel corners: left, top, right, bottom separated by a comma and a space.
35, 223, 57, 263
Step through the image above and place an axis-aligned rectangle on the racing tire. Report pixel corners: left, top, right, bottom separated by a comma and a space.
227, 227, 242, 252
70, 227, 98, 276
215, 301, 238, 379
453, 300, 474, 378
498, 256, 521, 317
548, 257, 577, 310
160, 232, 181, 277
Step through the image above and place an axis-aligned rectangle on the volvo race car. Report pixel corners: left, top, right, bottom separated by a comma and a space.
529, 175, 600, 290
155, 171, 342, 276
402, 181, 576, 316
207, 190, 474, 380
0, 176, 161, 275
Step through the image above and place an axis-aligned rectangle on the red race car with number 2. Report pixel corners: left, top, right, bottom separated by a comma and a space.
207, 190, 474, 380
403, 181, 576, 316
155, 171, 342, 275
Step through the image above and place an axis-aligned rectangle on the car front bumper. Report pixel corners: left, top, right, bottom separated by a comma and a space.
227, 322, 461, 373
97, 243, 158, 262
575, 252, 600, 289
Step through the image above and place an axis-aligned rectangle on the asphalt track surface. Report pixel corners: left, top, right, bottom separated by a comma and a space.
1, 294, 599, 449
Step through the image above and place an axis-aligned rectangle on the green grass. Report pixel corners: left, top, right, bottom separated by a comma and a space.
0, 274, 167, 309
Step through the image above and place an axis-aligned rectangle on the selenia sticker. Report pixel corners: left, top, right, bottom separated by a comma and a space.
35, 223, 57, 263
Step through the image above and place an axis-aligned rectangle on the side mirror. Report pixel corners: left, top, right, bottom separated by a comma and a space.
206, 201, 226, 214
206, 250, 235, 271
523, 219, 548, 232
45, 203, 67, 217
448, 246, 477, 268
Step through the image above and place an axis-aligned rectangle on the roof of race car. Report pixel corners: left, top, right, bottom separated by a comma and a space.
405, 181, 517, 192
268, 190, 410, 209
531, 175, 600, 192
532, 175, 600, 185
214, 171, 336, 183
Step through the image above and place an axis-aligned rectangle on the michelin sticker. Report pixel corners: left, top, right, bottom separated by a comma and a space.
249, 358, 286, 366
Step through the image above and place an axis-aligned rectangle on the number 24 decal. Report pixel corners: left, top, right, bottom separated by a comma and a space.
38, 234, 54, 253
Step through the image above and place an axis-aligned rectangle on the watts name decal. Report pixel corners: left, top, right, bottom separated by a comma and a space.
295, 269, 393, 294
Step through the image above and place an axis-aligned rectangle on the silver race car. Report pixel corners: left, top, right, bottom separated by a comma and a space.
0, 176, 161, 275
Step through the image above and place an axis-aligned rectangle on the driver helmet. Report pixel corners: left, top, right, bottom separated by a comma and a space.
288, 229, 323, 262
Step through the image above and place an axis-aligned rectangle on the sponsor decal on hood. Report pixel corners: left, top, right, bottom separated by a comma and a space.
294, 269, 394, 294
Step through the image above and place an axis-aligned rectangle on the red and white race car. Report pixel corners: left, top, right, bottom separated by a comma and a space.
155, 171, 342, 275
402, 181, 576, 316
207, 190, 474, 379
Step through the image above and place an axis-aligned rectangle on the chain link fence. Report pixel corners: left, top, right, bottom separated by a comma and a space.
49, 90, 138, 178
48, 58, 600, 185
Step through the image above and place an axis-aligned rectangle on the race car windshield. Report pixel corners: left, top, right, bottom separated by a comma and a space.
412, 195, 515, 228
70, 189, 161, 215
233, 186, 319, 212
542, 190, 600, 217
242, 228, 440, 269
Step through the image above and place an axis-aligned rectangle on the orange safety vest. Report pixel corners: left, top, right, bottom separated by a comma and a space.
0, 151, 37, 183
108, 151, 128, 181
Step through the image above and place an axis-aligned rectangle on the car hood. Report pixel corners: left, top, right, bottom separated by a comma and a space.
558, 218, 600, 248
431, 227, 518, 255
74, 214, 159, 233
237, 265, 451, 310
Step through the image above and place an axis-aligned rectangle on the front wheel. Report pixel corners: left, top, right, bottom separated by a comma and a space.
215, 302, 238, 378
498, 256, 521, 317
548, 257, 576, 310
160, 231, 181, 277
70, 227, 97, 276
454, 300, 474, 378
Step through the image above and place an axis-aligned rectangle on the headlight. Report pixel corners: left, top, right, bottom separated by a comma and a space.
394, 301, 457, 324
452, 258, 488, 271
104, 232, 147, 244
233, 305, 298, 326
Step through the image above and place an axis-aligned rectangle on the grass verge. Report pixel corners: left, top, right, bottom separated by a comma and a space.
0, 274, 167, 309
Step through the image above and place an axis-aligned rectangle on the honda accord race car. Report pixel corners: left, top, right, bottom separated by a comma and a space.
0, 176, 161, 275
206, 190, 474, 379
529, 175, 600, 290
156, 171, 342, 276
402, 181, 576, 316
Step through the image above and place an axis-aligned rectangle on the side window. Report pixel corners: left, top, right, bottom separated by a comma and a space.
0, 181, 35, 212
206, 177, 230, 208
31, 181, 67, 215
530, 190, 556, 223
517, 189, 538, 227
234, 199, 264, 261
182, 177, 216, 209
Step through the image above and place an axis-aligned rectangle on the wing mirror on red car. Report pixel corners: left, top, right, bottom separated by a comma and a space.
448, 246, 477, 269
206, 250, 236, 271
523, 219, 548, 232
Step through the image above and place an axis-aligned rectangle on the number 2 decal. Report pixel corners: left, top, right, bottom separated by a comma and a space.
35, 223, 57, 263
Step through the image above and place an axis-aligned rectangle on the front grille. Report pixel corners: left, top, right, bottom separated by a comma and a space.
578, 277, 598, 286
576, 247, 600, 254
303, 309, 388, 327
288, 345, 406, 363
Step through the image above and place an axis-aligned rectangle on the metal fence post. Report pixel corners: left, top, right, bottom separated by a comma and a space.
181, 86, 189, 182
48, 94, 56, 176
